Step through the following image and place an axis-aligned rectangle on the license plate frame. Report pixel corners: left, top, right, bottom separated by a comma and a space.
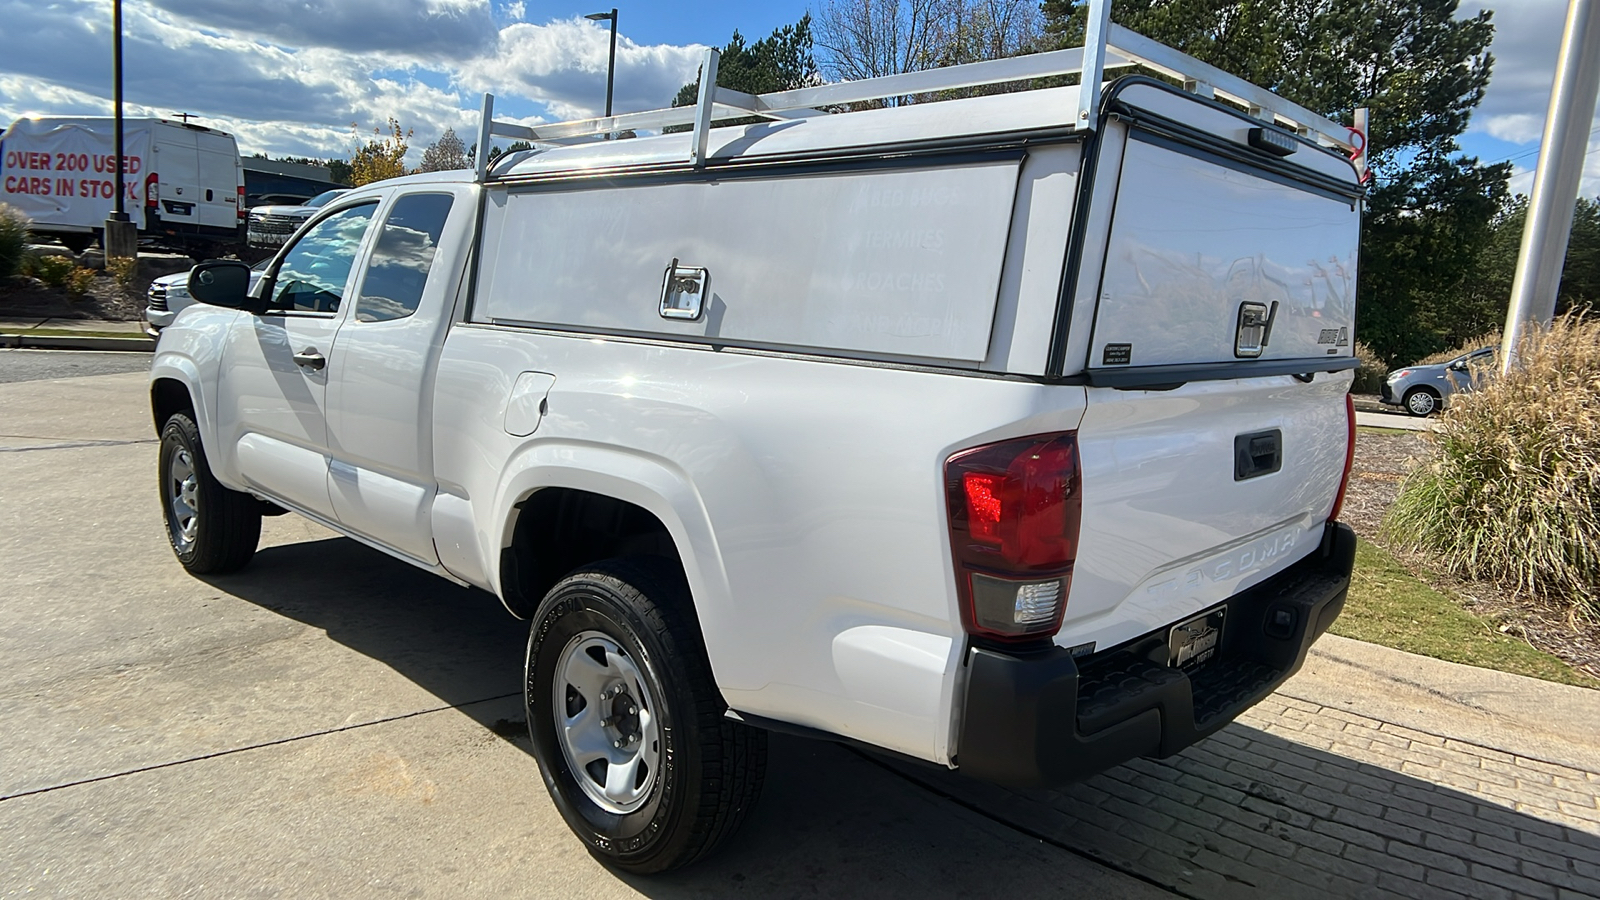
1168, 606, 1226, 671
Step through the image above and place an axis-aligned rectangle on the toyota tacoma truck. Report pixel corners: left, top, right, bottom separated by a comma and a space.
152, 15, 1364, 875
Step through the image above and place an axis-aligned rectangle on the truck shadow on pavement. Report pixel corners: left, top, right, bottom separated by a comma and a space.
214, 536, 1154, 897
888, 714, 1600, 900
215, 536, 1600, 899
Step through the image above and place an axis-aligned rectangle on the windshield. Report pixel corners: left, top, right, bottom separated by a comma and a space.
305, 190, 345, 209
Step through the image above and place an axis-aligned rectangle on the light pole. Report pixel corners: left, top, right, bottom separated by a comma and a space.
585, 8, 618, 122
1502, 0, 1600, 372
104, 0, 137, 259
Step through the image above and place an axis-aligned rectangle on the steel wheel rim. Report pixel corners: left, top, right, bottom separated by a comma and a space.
1408, 392, 1435, 415
167, 448, 199, 551
551, 630, 661, 815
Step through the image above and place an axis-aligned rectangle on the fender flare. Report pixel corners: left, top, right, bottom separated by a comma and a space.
487, 441, 734, 648
149, 353, 213, 444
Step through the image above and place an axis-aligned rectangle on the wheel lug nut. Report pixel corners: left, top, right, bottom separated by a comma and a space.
627, 705, 637, 715
613, 740, 622, 748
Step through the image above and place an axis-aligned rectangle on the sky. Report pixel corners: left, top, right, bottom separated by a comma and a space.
0, 0, 1594, 197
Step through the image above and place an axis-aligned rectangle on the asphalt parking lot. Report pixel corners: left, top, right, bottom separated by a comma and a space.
0, 351, 1171, 899
4, 351, 1598, 900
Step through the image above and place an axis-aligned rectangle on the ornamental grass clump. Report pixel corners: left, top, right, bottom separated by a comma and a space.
1351, 341, 1388, 394
1384, 314, 1600, 619
0, 203, 30, 280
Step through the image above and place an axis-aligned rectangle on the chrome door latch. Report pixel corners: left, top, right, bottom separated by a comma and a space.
659, 258, 709, 321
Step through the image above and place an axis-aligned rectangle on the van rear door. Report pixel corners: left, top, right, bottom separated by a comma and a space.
197, 132, 241, 231
1056, 83, 1361, 652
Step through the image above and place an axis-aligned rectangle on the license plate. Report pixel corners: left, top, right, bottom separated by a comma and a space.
1168, 606, 1226, 670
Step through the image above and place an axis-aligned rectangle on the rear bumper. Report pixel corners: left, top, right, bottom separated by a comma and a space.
956, 521, 1356, 788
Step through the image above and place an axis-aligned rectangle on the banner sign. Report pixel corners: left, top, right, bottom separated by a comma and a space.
1, 119, 151, 230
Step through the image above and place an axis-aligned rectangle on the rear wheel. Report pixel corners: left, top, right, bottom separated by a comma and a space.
1403, 387, 1440, 417
158, 412, 261, 573
525, 558, 766, 874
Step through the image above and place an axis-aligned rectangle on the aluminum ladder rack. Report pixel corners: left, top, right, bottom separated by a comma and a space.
474, 0, 1368, 182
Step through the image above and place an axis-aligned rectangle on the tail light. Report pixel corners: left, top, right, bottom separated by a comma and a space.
945, 432, 1082, 642
144, 173, 159, 208
1329, 393, 1356, 521
236, 184, 246, 219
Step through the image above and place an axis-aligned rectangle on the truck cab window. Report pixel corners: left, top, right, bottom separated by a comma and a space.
354, 193, 455, 323
269, 203, 377, 314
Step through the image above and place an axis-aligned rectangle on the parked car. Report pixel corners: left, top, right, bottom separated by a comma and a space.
245, 188, 348, 249
144, 258, 269, 336
153, 21, 1365, 875
1380, 347, 1496, 416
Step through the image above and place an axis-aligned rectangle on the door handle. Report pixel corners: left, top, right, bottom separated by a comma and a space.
292, 348, 326, 371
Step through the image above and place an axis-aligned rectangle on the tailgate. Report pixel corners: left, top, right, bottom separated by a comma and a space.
1059, 110, 1359, 651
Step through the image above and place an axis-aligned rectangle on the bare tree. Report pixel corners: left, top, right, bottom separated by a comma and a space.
418, 127, 470, 172
815, 0, 1042, 102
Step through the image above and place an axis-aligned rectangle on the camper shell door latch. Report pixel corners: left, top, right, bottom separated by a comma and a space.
660, 259, 710, 321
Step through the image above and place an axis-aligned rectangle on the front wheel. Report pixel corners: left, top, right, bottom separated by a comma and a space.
158, 412, 261, 573
1403, 387, 1440, 417
525, 558, 766, 874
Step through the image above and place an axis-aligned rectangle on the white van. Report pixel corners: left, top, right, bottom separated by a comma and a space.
0, 117, 244, 256
155, 12, 1368, 875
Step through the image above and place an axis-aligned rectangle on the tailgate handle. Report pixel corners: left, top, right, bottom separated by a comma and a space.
1234, 429, 1282, 481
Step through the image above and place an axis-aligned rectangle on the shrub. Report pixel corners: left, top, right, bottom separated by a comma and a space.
1351, 341, 1388, 394
66, 266, 98, 294
31, 254, 76, 288
1383, 314, 1600, 619
0, 203, 30, 280
107, 256, 139, 289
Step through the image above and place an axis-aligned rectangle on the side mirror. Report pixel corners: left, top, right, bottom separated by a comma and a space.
187, 260, 263, 313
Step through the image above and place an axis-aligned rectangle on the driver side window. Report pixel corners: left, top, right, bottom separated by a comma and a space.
270, 203, 378, 314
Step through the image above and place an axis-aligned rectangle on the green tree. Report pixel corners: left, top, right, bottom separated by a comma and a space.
349, 118, 411, 186
1457, 195, 1600, 336
672, 14, 818, 108
1040, 0, 1510, 364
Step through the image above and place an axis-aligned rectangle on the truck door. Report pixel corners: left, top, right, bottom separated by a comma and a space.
218, 200, 380, 519
324, 191, 462, 563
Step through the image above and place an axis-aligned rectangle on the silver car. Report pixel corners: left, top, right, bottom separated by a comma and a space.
144, 258, 270, 336
1380, 347, 1496, 416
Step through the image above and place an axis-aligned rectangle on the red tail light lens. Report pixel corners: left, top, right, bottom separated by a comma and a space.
236, 184, 246, 219
946, 432, 1082, 642
1329, 393, 1356, 522
144, 173, 159, 209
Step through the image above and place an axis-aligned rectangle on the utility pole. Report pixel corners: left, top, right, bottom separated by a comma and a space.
103, 0, 138, 260
1501, 0, 1600, 373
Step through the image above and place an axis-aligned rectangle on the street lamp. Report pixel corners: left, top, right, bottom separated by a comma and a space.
104, 0, 137, 260
585, 8, 618, 121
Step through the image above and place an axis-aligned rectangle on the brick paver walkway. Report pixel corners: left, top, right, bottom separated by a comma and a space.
893, 694, 1600, 899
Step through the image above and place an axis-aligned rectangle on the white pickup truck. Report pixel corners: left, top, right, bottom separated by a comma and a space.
152, 18, 1364, 874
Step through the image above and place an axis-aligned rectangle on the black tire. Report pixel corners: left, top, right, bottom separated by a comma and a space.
58, 234, 91, 254
525, 558, 766, 874
1403, 387, 1440, 417
158, 412, 261, 573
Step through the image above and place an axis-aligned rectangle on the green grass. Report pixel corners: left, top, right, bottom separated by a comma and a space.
1333, 540, 1599, 689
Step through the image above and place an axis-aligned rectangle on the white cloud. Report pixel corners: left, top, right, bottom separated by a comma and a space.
0, 0, 705, 166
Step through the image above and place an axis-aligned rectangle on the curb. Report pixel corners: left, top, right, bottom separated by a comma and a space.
1, 333, 155, 352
